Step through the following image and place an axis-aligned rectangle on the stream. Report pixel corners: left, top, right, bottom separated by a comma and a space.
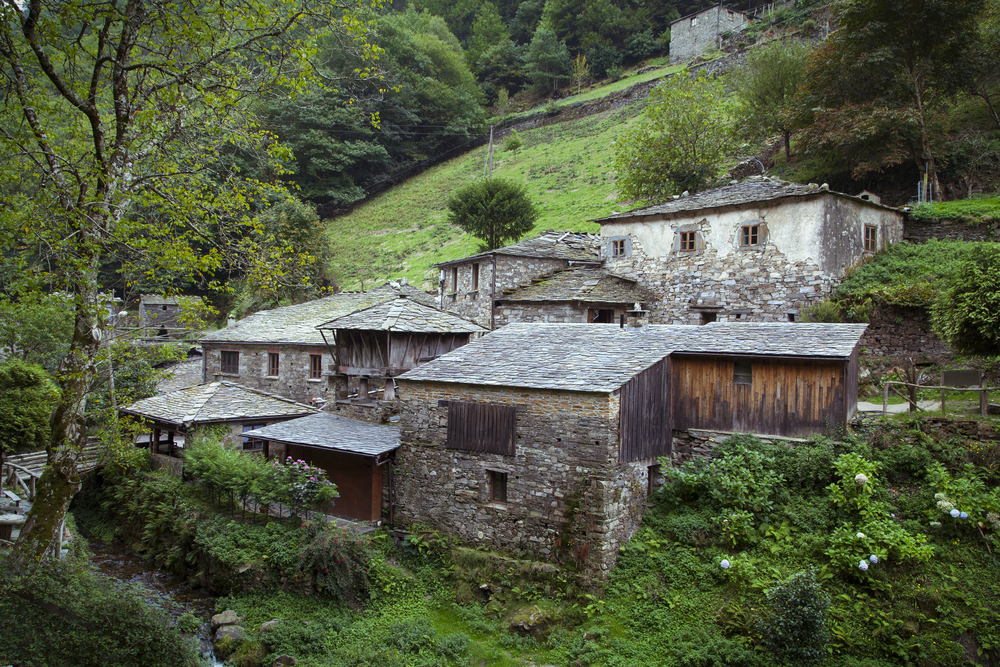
88, 541, 224, 666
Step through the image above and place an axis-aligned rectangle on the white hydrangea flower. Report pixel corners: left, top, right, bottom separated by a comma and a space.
930, 521, 942, 529
720, 559, 731, 569
934, 492, 946, 501
938, 500, 955, 512
859, 560, 869, 571
854, 473, 868, 486
856, 532, 866, 539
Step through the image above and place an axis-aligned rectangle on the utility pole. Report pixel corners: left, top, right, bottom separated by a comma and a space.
487, 126, 495, 179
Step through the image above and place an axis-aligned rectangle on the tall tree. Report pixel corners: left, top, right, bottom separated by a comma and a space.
525, 26, 571, 93
793, 0, 986, 194
734, 40, 812, 161
0, 0, 381, 560
466, 2, 511, 68
613, 70, 734, 200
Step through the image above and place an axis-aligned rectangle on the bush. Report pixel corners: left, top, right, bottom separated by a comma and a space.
758, 569, 830, 664
623, 29, 661, 62
585, 41, 622, 78
671, 627, 764, 667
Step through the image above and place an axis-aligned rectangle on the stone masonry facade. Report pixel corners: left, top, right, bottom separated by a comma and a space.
394, 381, 656, 581
202, 343, 332, 405
670, 6, 748, 65
495, 302, 593, 326
440, 256, 568, 327
861, 304, 952, 361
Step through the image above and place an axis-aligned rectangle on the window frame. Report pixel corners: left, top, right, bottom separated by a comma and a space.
267, 352, 280, 377
242, 423, 265, 450
864, 224, 878, 252
680, 231, 697, 252
309, 354, 323, 380
734, 360, 752, 385
741, 224, 760, 247
472, 263, 480, 291
451, 266, 458, 293
220, 350, 239, 375
612, 239, 626, 257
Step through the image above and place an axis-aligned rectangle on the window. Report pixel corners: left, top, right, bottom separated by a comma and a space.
242, 424, 264, 451
310, 354, 323, 380
787, 313, 796, 322
864, 225, 878, 252
489, 470, 508, 503
691, 16, 698, 26
472, 263, 479, 291
451, 266, 458, 292
741, 224, 759, 246
446, 401, 517, 455
612, 238, 626, 257
700, 312, 717, 325
648, 464, 662, 497
268, 352, 279, 377
680, 231, 696, 251
734, 360, 752, 385
221, 350, 239, 375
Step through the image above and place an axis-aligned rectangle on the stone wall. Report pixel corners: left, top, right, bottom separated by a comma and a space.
202, 342, 332, 404
601, 194, 904, 324
670, 429, 810, 463
494, 302, 586, 326
904, 219, 999, 243
439, 256, 570, 327
670, 6, 748, 64
394, 380, 656, 580
860, 304, 952, 361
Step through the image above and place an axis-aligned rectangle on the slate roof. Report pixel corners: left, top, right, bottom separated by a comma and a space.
496, 267, 646, 304
436, 230, 602, 267
317, 296, 486, 333
120, 381, 317, 427
248, 412, 399, 457
594, 177, 896, 223
199, 282, 436, 345
399, 322, 867, 393
140, 294, 180, 306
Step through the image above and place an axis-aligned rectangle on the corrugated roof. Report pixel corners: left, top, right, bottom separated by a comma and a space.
121, 381, 317, 427
436, 230, 602, 267
594, 178, 895, 223
496, 267, 647, 304
399, 322, 867, 393
317, 296, 486, 333
199, 282, 436, 345
248, 412, 399, 457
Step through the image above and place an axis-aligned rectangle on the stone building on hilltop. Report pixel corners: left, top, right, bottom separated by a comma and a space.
595, 178, 904, 325
669, 5, 749, 65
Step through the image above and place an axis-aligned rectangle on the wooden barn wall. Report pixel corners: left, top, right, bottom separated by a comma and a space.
846, 345, 860, 420
388, 332, 469, 370
619, 357, 672, 462
286, 445, 381, 522
671, 355, 848, 438
337, 330, 389, 370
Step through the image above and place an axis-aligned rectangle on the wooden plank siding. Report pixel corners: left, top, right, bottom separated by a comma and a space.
619, 357, 672, 462
286, 445, 382, 522
446, 401, 517, 456
671, 355, 848, 438
388, 332, 470, 371
337, 330, 471, 376
845, 345, 860, 421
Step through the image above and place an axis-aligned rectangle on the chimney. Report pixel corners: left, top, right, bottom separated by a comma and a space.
625, 302, 649, 328
227, 317, 236, 328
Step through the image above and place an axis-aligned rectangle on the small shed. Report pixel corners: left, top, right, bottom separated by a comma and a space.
138, 294, 182, 330
249, 412, 399, 523
120, 382, 317, 469
316, 294, 486, 402
494, 266, 650, 326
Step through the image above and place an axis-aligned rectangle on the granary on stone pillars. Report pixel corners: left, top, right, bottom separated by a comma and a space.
119, 381, 316, 473
392, 320, 868, 578
316, 294, 486, 409
435, 230, 603, 328
248, 412, 399, 523
493, 266, 651, 326
198, 281, 437, 407
595, 177, 904, 325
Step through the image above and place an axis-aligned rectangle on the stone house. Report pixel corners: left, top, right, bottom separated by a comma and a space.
393, 320, 867, 578
595, 178, 905, 325
138, 294, 183, 332
249, 412, 399, 523
435, 230, 603, 328
316, 294, 486, 410
493, 266, 650, 326
120, 381, 317, 472
198, 282, 436, 405
669, 5, 749, 64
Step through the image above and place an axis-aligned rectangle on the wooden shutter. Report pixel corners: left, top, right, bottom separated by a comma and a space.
619, 358, 671, 463
446, 401, 516, 456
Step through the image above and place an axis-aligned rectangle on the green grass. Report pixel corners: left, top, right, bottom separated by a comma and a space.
908, 197, 1000, 225
325, 104, 649, 291
546, 62, 685, 108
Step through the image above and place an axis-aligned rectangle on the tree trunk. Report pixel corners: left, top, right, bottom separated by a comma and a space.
14, 263, 103, 562
783, 129, 791, 162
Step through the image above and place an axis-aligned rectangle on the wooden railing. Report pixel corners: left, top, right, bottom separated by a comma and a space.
2, 441, 102, 503
882, 381, 996, 417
